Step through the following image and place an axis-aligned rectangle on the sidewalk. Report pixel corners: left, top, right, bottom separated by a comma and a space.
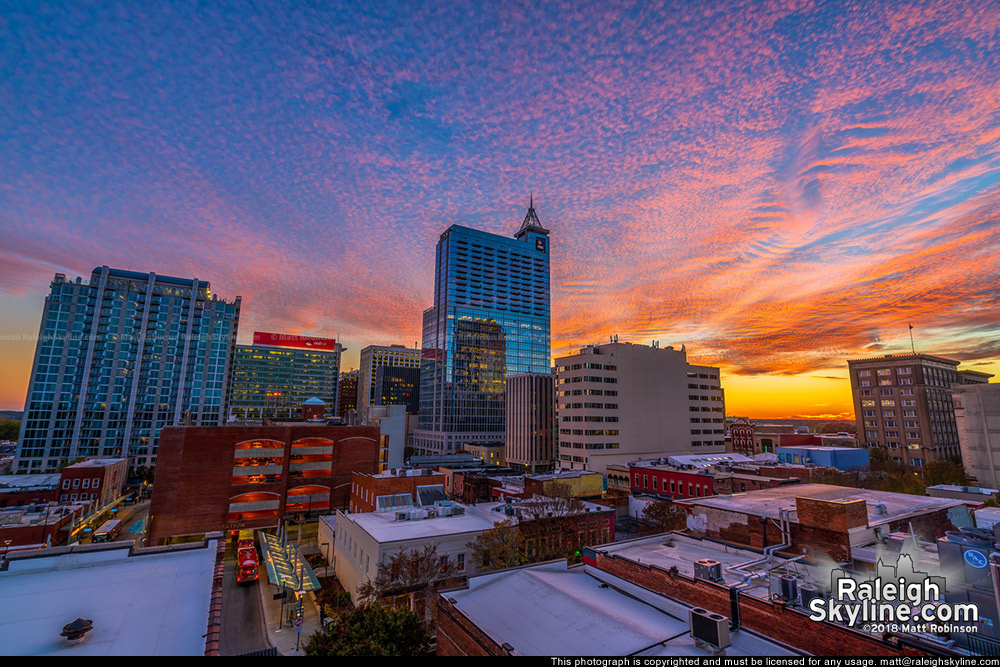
257, 577, 325, 656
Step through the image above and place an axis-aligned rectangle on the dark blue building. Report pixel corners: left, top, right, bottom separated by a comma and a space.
413, 202, 551, 455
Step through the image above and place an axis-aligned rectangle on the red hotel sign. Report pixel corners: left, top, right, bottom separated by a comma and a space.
253, 331, 337, 351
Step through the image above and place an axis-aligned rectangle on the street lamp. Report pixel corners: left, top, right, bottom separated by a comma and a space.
2, 539, 11, 562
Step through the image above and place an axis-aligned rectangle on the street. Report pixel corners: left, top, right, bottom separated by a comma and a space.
219, 545, 272, 656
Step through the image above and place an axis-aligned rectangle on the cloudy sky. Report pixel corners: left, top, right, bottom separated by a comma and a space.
2, 0, 998, 418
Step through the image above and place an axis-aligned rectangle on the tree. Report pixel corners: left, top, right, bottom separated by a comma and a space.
922, 461, 970, 487
468, 519, 527, 572
356, 544, 457, 606
0, 419, 20, 441
820, 421, 856, 434
641, 501, 688, 532
304, 606, 430, 656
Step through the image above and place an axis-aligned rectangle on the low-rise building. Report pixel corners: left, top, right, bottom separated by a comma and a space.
775, 445, 869, 470
679, 484, 964, 562
0, 537, 224, 655
437, 560, 805, 657
349, 468, 447, 514
0, 501, 92, 547
0, 474, 61, 508
57, 458, 127, 509
925, 484, 999, 506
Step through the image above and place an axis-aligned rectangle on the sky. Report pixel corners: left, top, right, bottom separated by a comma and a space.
1, 0, 999, 419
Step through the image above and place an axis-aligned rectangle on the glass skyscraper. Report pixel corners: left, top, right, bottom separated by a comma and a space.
413, 202, 551, 455
16, 267, 240, 472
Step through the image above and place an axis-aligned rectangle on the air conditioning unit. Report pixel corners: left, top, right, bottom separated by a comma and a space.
452, 506, 466, 516
688, 608, 731, 649
694, 559, 724, 583
395, 511, 409, 521
799, 582, 822, 609
779, 575, 798, 602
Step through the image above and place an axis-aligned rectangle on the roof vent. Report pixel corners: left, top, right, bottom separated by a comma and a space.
61, 618, 93, 644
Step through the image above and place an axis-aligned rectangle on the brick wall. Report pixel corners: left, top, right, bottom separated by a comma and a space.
349, 471, 446, 513
796, 497, 869, 531
148, 425, 379, 543
436, 596, 511, 656
592, 551, 928, 657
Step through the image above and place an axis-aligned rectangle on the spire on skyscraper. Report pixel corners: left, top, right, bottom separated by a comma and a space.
515, 195, 549, 239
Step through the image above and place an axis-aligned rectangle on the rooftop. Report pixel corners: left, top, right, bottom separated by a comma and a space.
775, 445, 861, 452
442, 560, 800, 656
331, 502, 511, 543
63, 458, 126, 469
632, 453, 754, 470
0, 502, 91, 528
0, 474, 61, 491
681, 484, 966, 525
0, 539, 218, 655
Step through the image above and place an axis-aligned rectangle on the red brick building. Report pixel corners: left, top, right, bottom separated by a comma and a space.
630, 464, 716, 500
58, 458, 127, 508
147, 424, 379, 544
729, 417, 755, 455
349, 468, 447, 513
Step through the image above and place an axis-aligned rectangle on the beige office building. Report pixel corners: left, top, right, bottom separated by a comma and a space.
358, 345, 421, 421
952, 381, 1000, 488
554, 342, 725, 477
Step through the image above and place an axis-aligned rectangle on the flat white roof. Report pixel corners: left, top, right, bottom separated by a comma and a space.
336, 502, 511, 543
444, 560, 799, 656
0, 541, 217, 655
63, 458, 126, 469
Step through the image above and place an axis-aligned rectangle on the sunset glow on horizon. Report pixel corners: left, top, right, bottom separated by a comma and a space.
2, 1, 999, 418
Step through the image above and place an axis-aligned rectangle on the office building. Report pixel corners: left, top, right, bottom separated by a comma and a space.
952, 381, 1000, 488
554, 342, 725, 477
847, 353, 967, 466
505, 372, 555, 473
17, 267, 241, 472
413, 201, 551, 455
227, 331, 342, 422
358, 345, 421, 418
373, 365, 420, 413
336, 370, 359, 420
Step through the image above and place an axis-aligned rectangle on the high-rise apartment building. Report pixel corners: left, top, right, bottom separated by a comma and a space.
847, 353, 965, 467
17, 267, 240, 472
505, 372, 555, 473
952, 380, 1000, 488
554, 342, 725, 477
413, 202, 551, 455
358, 345, 421, 418
227, 332, 343, 422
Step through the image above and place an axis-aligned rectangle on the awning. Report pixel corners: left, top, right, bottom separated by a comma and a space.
258, 531, 321, 592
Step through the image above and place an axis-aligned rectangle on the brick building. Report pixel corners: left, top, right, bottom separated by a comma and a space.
57, 458, 127, 508
147, 424, 379, 544
349, 468, 447, 513
0, 474, 61, 508
679, 484, 962, 562
0, 500, 91, 547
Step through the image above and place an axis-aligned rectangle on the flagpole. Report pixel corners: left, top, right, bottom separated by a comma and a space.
909, 323, 916, 355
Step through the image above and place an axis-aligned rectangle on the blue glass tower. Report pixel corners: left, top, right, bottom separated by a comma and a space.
413, 201, 551, 455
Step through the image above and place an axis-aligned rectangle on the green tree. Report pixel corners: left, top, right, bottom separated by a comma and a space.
641, 501, 688, 532
922, 461, 970, 487
468, 519, 527, 572
304, 606, 430, 656
0, 419, 20, 441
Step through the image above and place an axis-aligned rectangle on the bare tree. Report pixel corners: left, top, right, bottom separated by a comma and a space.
641, 501, 688, 533
356, 544, 457, 607
468, 519, 527, 572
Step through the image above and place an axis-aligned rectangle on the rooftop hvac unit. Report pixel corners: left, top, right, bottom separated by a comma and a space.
779, 575, 798, 602
395, 511, 409, 522
688, 608, 731, 649
798, 583, 822, 609
452, 506, 465, 516
694, 559, 724, 583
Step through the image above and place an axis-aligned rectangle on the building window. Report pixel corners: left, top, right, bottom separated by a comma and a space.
82, 479, 90, 489
72, 479, 80, 488
457, 553, 465, 571
93, 478, 100, 488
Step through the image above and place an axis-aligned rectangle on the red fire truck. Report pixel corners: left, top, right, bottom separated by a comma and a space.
236, 541, 259, 584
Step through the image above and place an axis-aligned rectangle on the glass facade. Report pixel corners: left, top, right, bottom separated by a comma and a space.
17, 267, 240, 472
358, 345, 421, 417
228, 342, 342, 422
414, 210, 551, 454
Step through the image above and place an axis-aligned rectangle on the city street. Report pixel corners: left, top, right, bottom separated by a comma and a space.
219, 547, 272, 656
